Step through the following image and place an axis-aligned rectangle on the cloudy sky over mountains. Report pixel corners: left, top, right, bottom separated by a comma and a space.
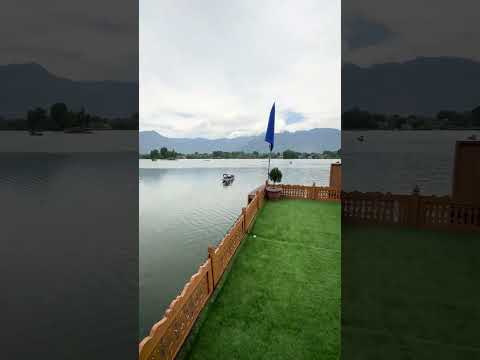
140, 0, 340, 138
343, 0, 480, 66
1, 0, 137, 82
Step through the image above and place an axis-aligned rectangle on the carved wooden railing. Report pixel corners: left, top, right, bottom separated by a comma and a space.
271, 184, 340, 201
139, 259, 214, 360
208, 215, 245, 288
244, 192, 259, 232
342, 191, 411, 225
342, 191, 480, 230
420, 196, 480, 230
257, 186, 266, 209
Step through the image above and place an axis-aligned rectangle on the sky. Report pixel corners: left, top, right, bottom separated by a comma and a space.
140, 0, 341, 138
343, 0, 480, 66
1, 0, 138, 81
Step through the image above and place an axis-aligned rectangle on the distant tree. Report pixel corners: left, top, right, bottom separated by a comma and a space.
50, 103, 69, 129
84, 113, 91, 128
472, 106, 480, 126
322, 150, 340, 159
269, 167, 283, 184
26, 111, 35, 132
27, 107, 47, 133
150, 149, 160, 160
283, 149, 299, 159
437, 110, 468, 127
160, 147, 169, 158
342, 108, 378, 129
78, 107, 87, 128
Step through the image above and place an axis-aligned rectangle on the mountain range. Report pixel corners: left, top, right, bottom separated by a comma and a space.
0, 63, 138, 118
139, 128, 340, 154
3, 57, 479, 121
342, 56, 480, 115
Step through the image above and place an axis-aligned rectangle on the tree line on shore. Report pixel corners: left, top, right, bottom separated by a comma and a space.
343, 107, 480, 130
141, 147, 341, 160
0, 103, 138, 131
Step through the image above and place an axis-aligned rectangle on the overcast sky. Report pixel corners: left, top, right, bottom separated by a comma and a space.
1, 0, 138, 81
140, 0, 340, 138
343, 0, 480, 66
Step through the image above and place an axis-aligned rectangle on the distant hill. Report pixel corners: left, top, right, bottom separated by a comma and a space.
140, 128, 340, 154
0, 63, 138, 118
342, 57, 480, 115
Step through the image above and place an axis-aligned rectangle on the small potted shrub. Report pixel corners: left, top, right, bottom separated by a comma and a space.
266, 167, 282, 200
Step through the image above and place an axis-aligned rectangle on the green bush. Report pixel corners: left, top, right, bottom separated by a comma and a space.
269, 167, 283, 184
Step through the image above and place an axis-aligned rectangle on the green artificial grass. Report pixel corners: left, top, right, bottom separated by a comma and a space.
184, 200, 341, 360
342, 225, 480, 359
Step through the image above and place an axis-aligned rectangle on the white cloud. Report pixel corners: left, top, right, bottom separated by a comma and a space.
140, 0, 340, 138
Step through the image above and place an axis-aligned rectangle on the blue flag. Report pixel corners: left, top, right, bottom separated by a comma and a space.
265, 102, 275, 151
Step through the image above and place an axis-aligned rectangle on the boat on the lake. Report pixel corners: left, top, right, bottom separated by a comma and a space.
222, 173, 235, 185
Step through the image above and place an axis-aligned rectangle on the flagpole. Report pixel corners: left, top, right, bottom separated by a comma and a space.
267, 146, 272, 183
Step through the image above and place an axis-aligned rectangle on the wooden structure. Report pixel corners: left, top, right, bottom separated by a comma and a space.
452, 140, 480, 203
139, 183, 339, 360
329, 162, 341, 189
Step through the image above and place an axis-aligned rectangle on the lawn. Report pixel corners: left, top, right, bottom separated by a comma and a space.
184, 199, 341, 360
342, 224, 480, 359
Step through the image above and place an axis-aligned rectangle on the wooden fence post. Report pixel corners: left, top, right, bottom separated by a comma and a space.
409, 193, 420, 226
207, 257, 214, 293
242, 207, 246, 233
207, 246, 216, 289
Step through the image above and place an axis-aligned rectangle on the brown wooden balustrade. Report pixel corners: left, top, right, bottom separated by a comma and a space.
139, 185, 338, 360
139, 259, 214, 360
342, 191, 480, 230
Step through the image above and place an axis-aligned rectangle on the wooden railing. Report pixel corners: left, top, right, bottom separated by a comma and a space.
139, 184, 338, 360
342, 191, 480, 230
272, 184, 340, 201
420, 195, 480, 229
139, 259, 214, 360
244, 193, 258, 232
208, 215, 245, 288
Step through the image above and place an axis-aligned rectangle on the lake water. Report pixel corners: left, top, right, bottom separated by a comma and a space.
1, 152, 138, 359
342, 130, 480, 195
139, 158, 338, 337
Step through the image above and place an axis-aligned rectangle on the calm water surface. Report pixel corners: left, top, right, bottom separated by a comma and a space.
343, 130, 480, 195
139, 159, 338, 337
1, 152, 138, 359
